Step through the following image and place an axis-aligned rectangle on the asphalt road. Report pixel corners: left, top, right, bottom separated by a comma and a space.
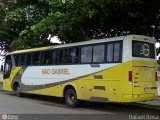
0, 83, 160, 120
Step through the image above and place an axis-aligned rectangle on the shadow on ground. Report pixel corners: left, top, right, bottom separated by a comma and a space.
4, 92, 160, 114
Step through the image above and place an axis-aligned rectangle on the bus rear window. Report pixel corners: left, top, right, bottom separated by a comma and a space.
132, 40, 155, 59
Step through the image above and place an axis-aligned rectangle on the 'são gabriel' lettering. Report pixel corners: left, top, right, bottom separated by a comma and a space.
42, 68, 70, 75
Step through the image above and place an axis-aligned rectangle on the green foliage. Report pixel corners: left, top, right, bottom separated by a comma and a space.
0, 0, 160, 52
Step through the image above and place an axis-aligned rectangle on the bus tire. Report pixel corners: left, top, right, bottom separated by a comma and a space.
14, 83, 23, 97
64, 88, 78, 108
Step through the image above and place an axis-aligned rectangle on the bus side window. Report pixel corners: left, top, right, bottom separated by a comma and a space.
69, 47, 79, 64
59, 49, 69, 64
114, 42, 121, 62
42, 51, 52, 65
19, 54, 26, 66
13, 54, 20, 66
106, 43, 114, 62
4, 55, 12, 79
81, 46, 92, 63
52, 50, 57, 64
106, 41, 122, 63
32, 52, 40, 65
93, 45, 105, 63
26, 53, 32, 65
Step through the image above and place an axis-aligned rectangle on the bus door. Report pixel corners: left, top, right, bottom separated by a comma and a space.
3, 55, 13, 90
3, 55, 12, 80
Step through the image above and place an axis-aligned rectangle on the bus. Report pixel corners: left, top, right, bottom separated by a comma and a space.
2, 35, 158, 107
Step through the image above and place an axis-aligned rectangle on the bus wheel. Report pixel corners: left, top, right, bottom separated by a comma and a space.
64, 89, 78, 108
14, 83, 23, 97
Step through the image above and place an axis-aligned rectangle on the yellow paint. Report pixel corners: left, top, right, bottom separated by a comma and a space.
9, 46, 53, 55
3, 67, 22, 91
3, 60, 157, 103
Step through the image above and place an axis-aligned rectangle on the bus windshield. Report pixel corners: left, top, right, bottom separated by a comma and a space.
132, 40, 155, 59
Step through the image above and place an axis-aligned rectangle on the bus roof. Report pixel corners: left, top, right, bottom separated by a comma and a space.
9, 46, 54, 54
9, 35, 126, 55
53, 36, 126, 49
8, 35, 154, 55
52, 35, 155, 49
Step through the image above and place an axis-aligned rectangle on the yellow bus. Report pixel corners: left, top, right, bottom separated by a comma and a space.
2, 35, 158, 107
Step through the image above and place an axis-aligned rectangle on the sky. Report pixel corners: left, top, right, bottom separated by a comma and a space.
48, 35, 62, 44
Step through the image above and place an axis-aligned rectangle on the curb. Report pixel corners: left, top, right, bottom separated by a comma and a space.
131, 97, 160, 110
132, 102, 160, 110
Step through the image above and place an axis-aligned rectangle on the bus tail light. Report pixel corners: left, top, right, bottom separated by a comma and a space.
128, 71, 132, 82
155, 72, 158, 81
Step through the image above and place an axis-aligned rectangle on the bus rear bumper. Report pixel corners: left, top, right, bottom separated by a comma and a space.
121, 94, 157, 102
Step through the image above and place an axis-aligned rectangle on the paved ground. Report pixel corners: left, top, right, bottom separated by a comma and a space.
0, 89, 159, 120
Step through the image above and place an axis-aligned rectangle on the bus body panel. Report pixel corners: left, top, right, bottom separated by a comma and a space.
3, 60, 157, 103
132, 60, 157, 95
2, 35, 158, 104
3, 67, 22, 91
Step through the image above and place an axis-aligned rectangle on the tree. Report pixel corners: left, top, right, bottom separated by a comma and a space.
0, 0, 160, 52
